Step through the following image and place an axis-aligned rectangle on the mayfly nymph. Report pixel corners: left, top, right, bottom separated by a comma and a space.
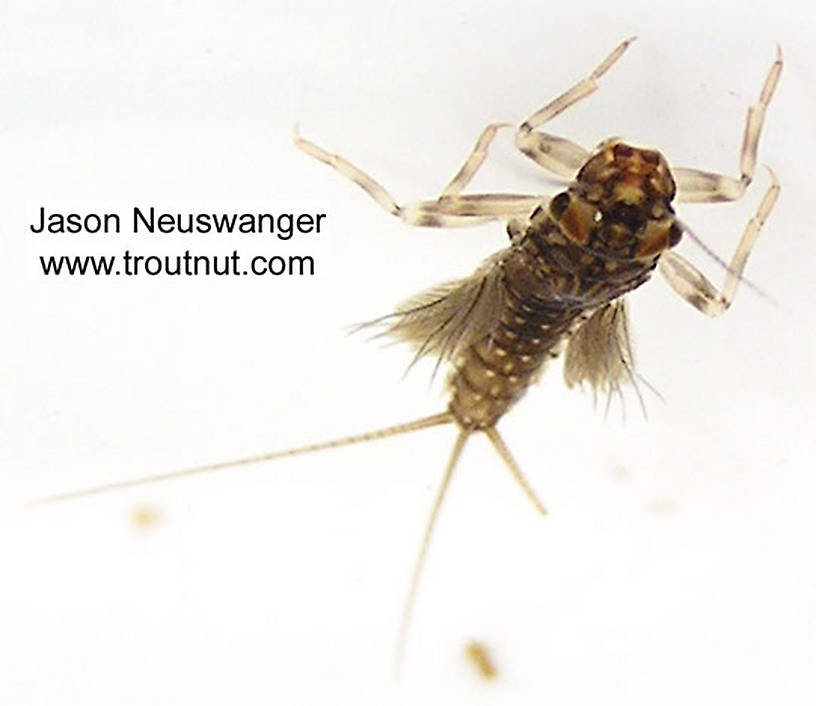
37, 38, 782, 666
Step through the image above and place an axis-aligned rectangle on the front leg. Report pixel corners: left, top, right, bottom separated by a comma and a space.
514, 37, 636, 179
660, 170, 780, 316
674, 47, 783, 204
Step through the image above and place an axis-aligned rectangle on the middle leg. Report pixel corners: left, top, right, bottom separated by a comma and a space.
295, 125, 541, 228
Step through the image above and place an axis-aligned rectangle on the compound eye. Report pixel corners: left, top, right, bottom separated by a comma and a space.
613, 143, 634, 158
550, 192, 570, 218
668, 223, 682, 247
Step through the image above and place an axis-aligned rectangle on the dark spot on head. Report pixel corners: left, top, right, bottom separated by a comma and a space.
609, 202, 647, 231
613, 143, 634, 158
550, 192, 570, 219
642, 150, 660, 165
668, 223, 682, 247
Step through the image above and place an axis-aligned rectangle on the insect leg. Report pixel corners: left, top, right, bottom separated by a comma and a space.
295, 126, 540, 227
439, 122, 513, 197
660, 169, 779, 316
514, 37, 636, 179
674, 46, 783, 203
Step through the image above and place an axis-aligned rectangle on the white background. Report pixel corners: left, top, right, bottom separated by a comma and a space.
2, 1, 815, 704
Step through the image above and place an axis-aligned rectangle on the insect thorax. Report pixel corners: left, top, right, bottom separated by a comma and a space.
447, 141, 682, 429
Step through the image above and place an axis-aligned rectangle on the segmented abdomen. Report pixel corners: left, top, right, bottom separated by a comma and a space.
447, 211, 656, 429
447, 296, 582, 429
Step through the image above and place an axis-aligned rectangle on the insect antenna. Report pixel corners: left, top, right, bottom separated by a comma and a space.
30, 411, 455, 506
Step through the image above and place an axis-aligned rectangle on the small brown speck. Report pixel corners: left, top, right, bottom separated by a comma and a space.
465, 641, 498, 680
130, 504, 163, 529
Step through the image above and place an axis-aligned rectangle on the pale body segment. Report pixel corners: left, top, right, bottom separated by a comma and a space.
37, 40, 782, 671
